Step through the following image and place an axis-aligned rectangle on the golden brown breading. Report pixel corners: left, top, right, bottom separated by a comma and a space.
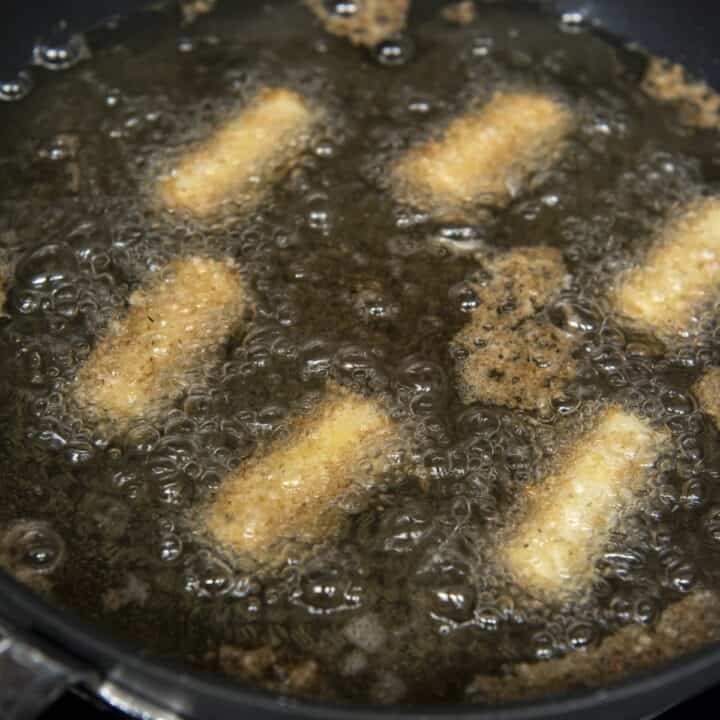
303, 0, 411, 47
692, 367, 720, 429
642, 56, 720, 130
393, 92, 573, 219
73, 256, 248, 427
613, 198, 720, 339
502, 406, 668, 599
206, 387, 398, 562
454, 247, 577, 412
468, 591, 720, 701
158, 87, 321, 217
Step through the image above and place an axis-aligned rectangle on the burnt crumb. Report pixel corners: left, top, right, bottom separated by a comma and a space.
441, 1, 476, 26
303, 0, 411, 47
642, 56, 720, 130
214, 645, 328, 697
467, 591, 720, 702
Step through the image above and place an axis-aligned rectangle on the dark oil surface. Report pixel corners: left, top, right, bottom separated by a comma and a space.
2, 0, 720, 705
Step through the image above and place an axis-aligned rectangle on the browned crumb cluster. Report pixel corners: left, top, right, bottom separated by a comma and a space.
693, 367, 720, 429
303, 0, 411, 48
441, 1, 476, 26
453, 247, 577, 412
642, 56, 720, 130
206, 386, 398, 563
214, 645, 328, 697
73, 256, 248, 429
468, 591, 720, 702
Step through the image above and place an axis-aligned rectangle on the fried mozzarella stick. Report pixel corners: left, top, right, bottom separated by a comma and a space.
693, 367, 720, 429
159, 88, 321, 217
613, 198, 720, 338
392, 91, 573, 218
74, 256, 247, 425
207, 388, 397, 562
503, 407, 667, 599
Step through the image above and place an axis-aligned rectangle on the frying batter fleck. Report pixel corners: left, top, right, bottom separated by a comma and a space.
392, 91, 573, 219
453, 247, 577, 412
502, 406, 668, 598
158, 87, 322, 217
73, 256, 248, 427
303, 0, 411, 48
206, 386, 398, 562
613, 198, 720, 339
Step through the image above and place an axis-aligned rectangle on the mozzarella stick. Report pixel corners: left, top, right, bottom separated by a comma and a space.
392, 91, 573, 218
206, 388, 397, 561
503, 407, 667, 599
613, 198, 720, 338
693, 367, 720, 429
158, 87, 321, 217
73, 256, 247, 425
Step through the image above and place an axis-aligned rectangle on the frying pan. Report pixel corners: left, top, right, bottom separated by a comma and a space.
1, 1, 719, 718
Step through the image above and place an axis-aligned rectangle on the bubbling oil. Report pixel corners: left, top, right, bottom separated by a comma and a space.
1, 0, 720, 705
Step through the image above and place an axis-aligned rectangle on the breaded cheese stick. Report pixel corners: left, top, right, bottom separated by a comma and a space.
453, 247, 577, 412
693, 367, 720, 429
392, 91, 573, 218
613, 198, 720, 338
74, 256, 247, 425
502, 406, 667, 598
206, 388, 397, 561
158, 87, 321, 217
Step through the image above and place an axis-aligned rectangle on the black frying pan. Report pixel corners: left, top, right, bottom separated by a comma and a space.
1, 1, 719, 719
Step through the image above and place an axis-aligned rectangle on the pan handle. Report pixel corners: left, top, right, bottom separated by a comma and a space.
0, 621, 98, 720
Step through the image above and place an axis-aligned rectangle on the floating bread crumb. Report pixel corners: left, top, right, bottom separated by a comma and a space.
454, 247, 577, 412
303, 0, 411, 47
468, 591, 720, 701
613, 198, 720, 339
206, 387, 398, 562
393, 91, 573, 219
441, 1, 476, 26
73, 256, 247, 427
158, 87, 321, 217
642, 56, 720, 130
502, 406, 668, 599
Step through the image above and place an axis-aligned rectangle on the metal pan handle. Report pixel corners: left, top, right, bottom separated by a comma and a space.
0, 621, 98, 720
